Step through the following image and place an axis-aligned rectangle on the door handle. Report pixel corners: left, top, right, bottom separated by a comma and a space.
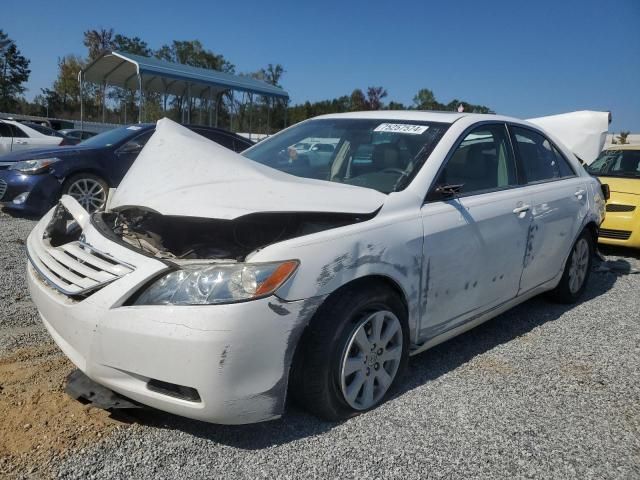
513, 204, 531, 214
15, 140, 27, 144
574, 189, 586, 198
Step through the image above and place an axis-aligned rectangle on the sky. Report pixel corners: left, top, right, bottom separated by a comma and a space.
4, 0, 640, 131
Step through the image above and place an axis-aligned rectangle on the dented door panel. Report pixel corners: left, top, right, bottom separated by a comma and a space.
519, 178, 589, 292
419, 188, 531, 342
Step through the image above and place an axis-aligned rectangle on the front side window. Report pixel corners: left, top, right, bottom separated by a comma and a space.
512, 127, 575, 183
433, 124, 517, 196
10, 125, 28, 138
0, 123, 12, 137
243, 119, 450, 194
587, 149, 640, 178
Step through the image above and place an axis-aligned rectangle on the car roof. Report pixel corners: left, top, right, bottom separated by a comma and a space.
0, 119, 45, 137
311, 110, 532, 126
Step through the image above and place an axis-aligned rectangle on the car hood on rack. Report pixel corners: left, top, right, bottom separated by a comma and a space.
109, 118, 386, 220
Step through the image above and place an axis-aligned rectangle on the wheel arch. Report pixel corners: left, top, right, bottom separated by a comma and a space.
61, 169, 110, 188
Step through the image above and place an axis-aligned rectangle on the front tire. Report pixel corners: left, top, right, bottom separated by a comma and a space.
549, 229, 593, 303
291, 283, 409, 421
62, 173, 108, 213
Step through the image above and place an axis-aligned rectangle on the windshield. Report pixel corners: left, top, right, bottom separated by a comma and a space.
243, 118, 450, 194
80, 125, 151, 148
587, 149, 640, 178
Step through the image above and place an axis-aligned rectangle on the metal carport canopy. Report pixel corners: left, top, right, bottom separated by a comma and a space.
81, 51, 290, 99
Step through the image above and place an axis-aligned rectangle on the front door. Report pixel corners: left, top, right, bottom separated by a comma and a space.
419, 123, 531, 341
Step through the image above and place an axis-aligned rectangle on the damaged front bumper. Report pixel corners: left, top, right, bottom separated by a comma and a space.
26, 200, 323, 424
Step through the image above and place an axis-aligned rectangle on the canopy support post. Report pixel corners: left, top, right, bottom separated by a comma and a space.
208, 88, 213, 126
78, 71, 84, 132
284, 98, 288, 128
137, 73, 143, 124
266, 96, 270, 136
102, 81, 107, 123
215, 93, 220, 127
187, 83, 191, 124
248, 93, 253, 141
230, 91, 234, 131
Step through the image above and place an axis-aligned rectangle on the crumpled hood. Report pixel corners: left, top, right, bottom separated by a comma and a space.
527, 111, 610, 165
110, 118, 386, 219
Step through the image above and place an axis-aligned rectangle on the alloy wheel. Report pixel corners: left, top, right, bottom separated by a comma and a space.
66, 178, 107, 213
568, 238, 589, 294
340, 310, 403, 410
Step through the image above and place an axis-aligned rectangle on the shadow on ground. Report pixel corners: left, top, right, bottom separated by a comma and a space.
109, 257, 628, 449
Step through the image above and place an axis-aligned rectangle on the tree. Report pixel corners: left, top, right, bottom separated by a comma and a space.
413, 88, 443, 110
52, 55, 84, 116
616, 131, 630, 145
259, 63, 285, 88
350, 89, 367, 111
83, 28, 115, 60
412, 88, 491, 113
113, 34, 151, 56
0, 30, 31, 111
365, 86, 387, 110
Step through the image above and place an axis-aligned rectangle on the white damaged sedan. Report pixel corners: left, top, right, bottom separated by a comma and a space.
26, 111, 609, 424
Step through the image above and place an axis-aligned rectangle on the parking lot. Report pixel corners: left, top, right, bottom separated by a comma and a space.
1, 209, 639, 479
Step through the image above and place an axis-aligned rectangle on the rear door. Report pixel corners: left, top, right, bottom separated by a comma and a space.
510, 125, 589, 292
419, 123, 532, 340
0, 122, 13, 154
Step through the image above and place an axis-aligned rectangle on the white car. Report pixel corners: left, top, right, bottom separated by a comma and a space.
0, 119, 64, 156
26, 111, 608, 424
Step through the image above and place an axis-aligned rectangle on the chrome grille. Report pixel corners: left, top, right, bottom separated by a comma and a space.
599, 228, 632, 240
0, 179, 6, 201
27, 236, 134, 296
606, 203, 636, 213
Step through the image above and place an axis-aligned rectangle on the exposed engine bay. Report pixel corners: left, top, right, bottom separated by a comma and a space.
88, 208, 373, 261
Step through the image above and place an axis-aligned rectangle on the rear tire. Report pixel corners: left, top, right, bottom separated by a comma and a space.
290, 282, 409, 421
548, 229, 593, 303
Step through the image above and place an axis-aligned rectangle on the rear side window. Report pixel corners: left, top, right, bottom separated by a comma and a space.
10, 125, 28, 138
435, 123, 517, 195
511, 127, 575, 183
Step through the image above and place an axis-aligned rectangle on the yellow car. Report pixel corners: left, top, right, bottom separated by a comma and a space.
586, 145, 640, 247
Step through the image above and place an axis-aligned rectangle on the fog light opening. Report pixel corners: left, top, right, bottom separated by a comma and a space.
12, 192, 29, 205
147, 379, 201, 402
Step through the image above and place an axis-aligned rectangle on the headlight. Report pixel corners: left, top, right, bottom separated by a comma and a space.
9, 157, 60, 174
133, 260, 299, 306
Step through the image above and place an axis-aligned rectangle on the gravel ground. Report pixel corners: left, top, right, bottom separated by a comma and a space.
0, 212, 51, 356
1, 210, 639, 479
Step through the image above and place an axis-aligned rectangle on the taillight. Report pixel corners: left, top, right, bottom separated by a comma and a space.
59, 138, 70, 146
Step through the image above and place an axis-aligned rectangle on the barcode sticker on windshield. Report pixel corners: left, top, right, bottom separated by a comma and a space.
374, 123, 429, 135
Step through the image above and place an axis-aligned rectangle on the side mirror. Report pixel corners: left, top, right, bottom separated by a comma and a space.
434, 183, 464, 198
119, 141, 143, 154
600, 183, 610, 200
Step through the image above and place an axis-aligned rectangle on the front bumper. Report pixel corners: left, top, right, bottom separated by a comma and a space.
0, 169, 61, 214
598, 193, 640, 248
26, 201, 323, 424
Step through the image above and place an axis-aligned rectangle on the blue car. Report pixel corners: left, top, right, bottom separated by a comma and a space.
0, 124, 253, 215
